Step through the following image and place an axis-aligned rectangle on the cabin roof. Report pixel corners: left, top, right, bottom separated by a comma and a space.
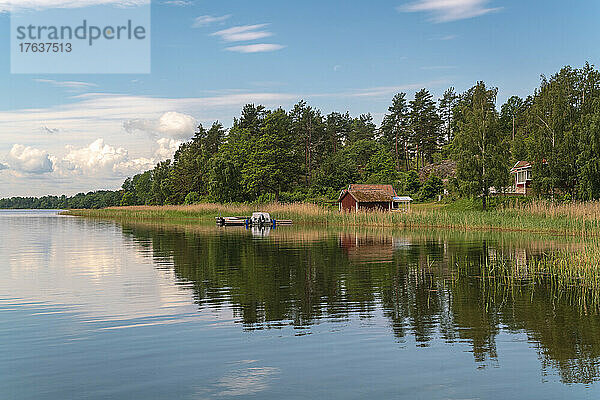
338, 184, 399, 203
511, 161, 532, 172
347, 184, 397, 197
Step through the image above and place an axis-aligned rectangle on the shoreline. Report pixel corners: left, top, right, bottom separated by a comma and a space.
61, 201, 600, 238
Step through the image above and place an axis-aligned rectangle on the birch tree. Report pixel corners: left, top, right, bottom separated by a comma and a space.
454, 82, 509, 210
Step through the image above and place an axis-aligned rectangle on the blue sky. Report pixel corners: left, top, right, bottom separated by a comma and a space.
0, 0, 599, 197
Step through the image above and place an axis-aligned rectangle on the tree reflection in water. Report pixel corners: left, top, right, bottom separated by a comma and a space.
122, 224, 600, 384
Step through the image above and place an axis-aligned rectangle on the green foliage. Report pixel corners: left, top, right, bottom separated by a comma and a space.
438, 87, 458, 145
409, 89, 442, 169
313, 139, 397, 192
576, 109, 600, 200
454, 81, 510, 209
120, 192, 136, 207
363, 148, 398, 184
399, 170, 421, 195
242, 108, 300, 200
380, 93, 410, 171
184, 192, 201, 205
517, 63, 600, 198
418, 175, 443, 201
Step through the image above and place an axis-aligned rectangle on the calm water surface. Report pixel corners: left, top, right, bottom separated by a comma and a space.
2, 210, 600, 399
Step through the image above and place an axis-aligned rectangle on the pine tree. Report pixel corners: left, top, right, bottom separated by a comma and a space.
381, 93, 410, 171
409, 89, 441, 170
438, 87, 458, 145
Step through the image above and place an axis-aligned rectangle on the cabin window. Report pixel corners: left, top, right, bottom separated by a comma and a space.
515, 169, 531, 184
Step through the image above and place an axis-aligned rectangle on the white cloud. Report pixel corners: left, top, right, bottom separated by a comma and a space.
0, 163, 8, 170
34, 79, 98, 92
41, 126, 60, 134
56, 138, 178, 177
193, 14, 232, 28
111, 157, 156, 176
6, 144, 54, 174
212, 24, 273, 42
60, 138, 128, 175
123, 112, 198, 140
0, 0, 148, 12
155, 138, 182, 160
399, 0, 501, 22
330, 81, 447, 98
156, 112, 197, 139
0, 91, 297, 156
225, 44, 285, 53
162, 0, 192, 6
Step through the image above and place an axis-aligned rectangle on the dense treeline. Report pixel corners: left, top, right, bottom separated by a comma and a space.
3, 63, 600, 209
0, 191, 123, 210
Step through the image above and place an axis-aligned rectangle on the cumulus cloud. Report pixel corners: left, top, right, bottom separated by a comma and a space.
0, 162, 8, 170
123, 111, 198, 140
112, 157, 156, 176
60, 138, 129, 175
225, 44, 285, 53
6, 144, 54, 174
193, 14, 231, 28
399, 0, 501, 22
155, 138, 182, 160
55, 138, 180, 177
212, 24, 273, 42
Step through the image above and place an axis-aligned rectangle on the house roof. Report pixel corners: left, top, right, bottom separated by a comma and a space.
338, 184, 398, 203
511, 161, 532, 172
349, 190, 393, 203
347, 184, 397, 197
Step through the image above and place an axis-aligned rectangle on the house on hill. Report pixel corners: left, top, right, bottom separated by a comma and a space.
338, 184, 412, 212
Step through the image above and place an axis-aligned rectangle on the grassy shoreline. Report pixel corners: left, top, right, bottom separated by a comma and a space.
62, 201, 600, 237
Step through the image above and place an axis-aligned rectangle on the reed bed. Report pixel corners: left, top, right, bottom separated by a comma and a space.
64, 200, 600, 237
450, 237, 600, 313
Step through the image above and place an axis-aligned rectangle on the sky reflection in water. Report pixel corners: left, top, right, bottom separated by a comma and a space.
1, 210, 599, 399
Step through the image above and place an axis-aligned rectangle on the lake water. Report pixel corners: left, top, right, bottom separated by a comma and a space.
2, 210, 600, 399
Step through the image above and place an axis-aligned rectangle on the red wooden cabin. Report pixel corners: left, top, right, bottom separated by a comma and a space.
338, 184, 397, 212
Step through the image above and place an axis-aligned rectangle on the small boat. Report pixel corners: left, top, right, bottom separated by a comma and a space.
215, 216, 248, 226
216, 212, 293, 227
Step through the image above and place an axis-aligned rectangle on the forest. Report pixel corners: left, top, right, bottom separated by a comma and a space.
2, 62, 600, 210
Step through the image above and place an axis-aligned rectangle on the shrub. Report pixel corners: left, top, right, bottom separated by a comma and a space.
418, 175, 444, 201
